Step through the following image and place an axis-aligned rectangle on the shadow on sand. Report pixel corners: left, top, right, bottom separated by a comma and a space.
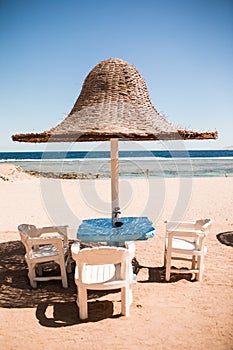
0, 240, 121, 325
36, 300, 118, 327
137, 266, 194, 283
216, 231, 233, 247
0, 240, 194, 326
0, 240, 77, 308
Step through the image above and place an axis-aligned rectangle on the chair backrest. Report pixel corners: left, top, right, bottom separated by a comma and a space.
18, 223, 39, 237
76, 246, 130, 265
166, 219, 213, 250
18, 224, 68, 253
73, 246, 131, 282
195, 219, 213, 232
18, 224, 38, 247
166, 221, 194, 232
166, 219, 212, 236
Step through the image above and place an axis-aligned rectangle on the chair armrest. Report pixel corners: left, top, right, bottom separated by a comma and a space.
125, 241, 136, 258
165, 221, 196, 231
167, 229, 205, 237
202, 219, 213, 230
27, 236, 65, 253
38, 225, 68, 232
71, 242, 81, 260
165, 221, 195, 225
28, 235, 64, 246
165, 221, 196, 227
37, 225, 68, 236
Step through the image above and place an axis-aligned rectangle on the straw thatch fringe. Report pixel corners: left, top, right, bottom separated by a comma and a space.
12, 58, 217, 143
12, 130, 217, 143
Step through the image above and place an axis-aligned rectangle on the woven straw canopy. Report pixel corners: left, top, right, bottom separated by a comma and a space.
12, 58, 217, 143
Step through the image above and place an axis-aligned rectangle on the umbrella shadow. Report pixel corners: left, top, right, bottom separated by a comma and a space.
0, 241, 117, 308
0, 240, 77, 308
0, 240, 123, 324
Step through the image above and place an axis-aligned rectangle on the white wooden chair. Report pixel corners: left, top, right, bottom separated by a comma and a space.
18, 224, 71, 288
71, 243, 133, 320
164, 219, 213, 282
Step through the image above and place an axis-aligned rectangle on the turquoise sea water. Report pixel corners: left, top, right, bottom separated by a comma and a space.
0, 150, 233, 177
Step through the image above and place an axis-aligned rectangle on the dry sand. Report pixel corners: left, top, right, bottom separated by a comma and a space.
0, 165, 232, 349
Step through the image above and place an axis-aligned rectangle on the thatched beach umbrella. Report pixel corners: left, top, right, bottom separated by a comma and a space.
12, 58, 217, 216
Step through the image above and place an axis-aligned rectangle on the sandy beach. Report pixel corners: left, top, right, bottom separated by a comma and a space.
0, 165, 232, 349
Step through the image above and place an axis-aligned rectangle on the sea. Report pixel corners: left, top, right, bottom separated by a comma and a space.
0, 150, 233, 178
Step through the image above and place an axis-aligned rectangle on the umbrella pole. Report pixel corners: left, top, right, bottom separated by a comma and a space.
110, 138, 119, 213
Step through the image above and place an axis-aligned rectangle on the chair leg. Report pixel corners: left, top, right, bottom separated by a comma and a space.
129, 285, 133, 305
165, 250, 172, 281
191, 255, 196, 270
121, 286, 130, 316
190, 255, 197, 280
76, 292, 79, 307
28, 263, 37, 288
197, 255, 204, 282
78, 286, 88, 320
59, 259, 68, 288
36, 263, 43, 276
164, 242, 168, 267
66, 256, 72, 274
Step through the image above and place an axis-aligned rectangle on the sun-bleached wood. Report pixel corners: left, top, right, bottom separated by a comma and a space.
18, 224, 71, 288
164, 219, 213, 282
71, 243, 133, 320
110, 138, 119, 212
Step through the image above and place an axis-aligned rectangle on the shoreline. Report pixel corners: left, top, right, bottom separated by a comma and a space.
1, 154, 233, 179
25, 169, 233, 179
25, 170, 107, 180
1, 164, 232, 181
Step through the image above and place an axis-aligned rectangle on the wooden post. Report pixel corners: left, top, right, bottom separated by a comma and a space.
110, 138, 119, 213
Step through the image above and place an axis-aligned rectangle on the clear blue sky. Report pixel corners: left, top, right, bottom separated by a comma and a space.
1, 0, 232, 151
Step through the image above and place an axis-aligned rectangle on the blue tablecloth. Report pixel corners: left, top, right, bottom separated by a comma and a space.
77, 216, 155, 244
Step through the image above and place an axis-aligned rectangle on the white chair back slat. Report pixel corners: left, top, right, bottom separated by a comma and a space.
77, 247, 129, 265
